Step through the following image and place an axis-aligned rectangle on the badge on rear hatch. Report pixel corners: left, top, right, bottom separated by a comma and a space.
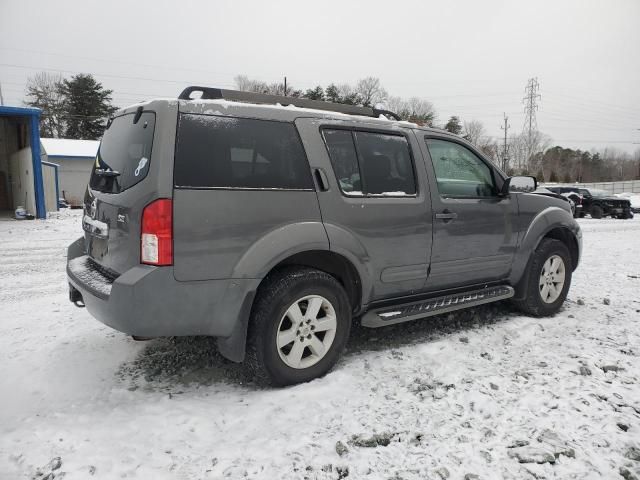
134, 157, 148, 177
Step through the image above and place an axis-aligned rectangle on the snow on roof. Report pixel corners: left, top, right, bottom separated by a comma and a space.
41, 138, 99, 158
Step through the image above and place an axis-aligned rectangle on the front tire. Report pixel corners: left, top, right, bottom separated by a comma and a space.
513, 239, 572, 317
591, 205, 604, 219
246, 267, 351, 386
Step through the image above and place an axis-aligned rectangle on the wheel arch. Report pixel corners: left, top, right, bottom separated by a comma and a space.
217, 248, 365, 363
510, 207, 581, 300
263, 250, 363, 315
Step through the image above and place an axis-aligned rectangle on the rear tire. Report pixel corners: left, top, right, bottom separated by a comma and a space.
513, 238, 572, 317
591, 205, 603, 219
246, 267, 351, 386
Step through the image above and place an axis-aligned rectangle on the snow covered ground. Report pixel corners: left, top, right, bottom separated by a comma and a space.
1, 211, 639, 480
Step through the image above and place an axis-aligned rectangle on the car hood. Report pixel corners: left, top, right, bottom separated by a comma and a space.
598, 196, 630, 204
532, 189, 569, 202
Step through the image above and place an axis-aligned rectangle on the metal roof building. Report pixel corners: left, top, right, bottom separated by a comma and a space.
41, 138, 99, 208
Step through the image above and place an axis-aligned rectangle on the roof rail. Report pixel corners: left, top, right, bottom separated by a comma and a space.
178, 86, 401, 121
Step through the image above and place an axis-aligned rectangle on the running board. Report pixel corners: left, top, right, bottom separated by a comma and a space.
361, 285, 514, 328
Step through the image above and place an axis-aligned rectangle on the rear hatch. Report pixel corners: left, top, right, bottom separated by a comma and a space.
83, 100, 177, 275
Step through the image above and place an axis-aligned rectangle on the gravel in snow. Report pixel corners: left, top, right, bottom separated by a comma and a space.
1, 210, 639, 479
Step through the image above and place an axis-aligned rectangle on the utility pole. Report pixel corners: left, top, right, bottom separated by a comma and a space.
0, 81, 4, 106
522, 77, 541, 169
500, 112, 510, 172
283, 76, 287, 97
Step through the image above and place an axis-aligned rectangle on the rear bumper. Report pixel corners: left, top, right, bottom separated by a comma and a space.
66, 237, 260, 338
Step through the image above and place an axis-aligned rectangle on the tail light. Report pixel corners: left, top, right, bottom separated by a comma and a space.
141, 199, 173, 266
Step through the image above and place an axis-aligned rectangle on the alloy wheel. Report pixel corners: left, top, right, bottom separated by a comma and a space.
539, 255, 566, 303
276, 295, 337, 369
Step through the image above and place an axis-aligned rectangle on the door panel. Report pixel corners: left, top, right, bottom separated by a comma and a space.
419, 136, 517, 290
295, 119, 433, 302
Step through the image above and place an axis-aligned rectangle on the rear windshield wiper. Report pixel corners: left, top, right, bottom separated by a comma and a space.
95, 169, 121, 177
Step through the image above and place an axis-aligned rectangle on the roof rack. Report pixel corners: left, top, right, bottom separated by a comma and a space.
178, 86, 401, 121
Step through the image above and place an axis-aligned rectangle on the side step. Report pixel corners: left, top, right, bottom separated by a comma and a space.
361, 285, 514, 328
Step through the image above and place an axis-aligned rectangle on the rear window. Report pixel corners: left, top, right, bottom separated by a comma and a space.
174, 114, 313, 190
90, 112, 156, 194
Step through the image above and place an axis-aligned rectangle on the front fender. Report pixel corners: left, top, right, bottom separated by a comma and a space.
510, 205, 582, 297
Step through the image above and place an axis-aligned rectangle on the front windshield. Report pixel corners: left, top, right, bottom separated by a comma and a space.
589, 189, 609, 198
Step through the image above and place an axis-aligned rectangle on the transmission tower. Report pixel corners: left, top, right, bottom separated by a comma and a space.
500, 113, 510, 172
522, 77, 541, 167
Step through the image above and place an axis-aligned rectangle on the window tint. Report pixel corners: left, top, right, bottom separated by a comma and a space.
174, 114, 313, 190
322, 129, 416, 196
425, 139, 496, 197
322, 129, 362, 195
355, 132, 416, 195
90, 112, 155, 194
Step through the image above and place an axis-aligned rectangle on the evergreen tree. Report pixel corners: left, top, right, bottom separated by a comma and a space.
304, 86, 325, 101
324, 84, 340, 103
549, 170, 559, 182
58, 74, 117, 140
444, 116, 462, 135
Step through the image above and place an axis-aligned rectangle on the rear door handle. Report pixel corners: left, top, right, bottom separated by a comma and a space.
435, 210, 458, 222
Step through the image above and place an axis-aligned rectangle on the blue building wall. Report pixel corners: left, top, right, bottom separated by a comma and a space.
0, 106, 46, 219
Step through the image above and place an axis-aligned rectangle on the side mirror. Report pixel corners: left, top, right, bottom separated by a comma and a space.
501, 176, 537, 195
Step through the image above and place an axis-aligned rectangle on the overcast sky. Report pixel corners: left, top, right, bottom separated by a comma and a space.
1, 0, 639, 152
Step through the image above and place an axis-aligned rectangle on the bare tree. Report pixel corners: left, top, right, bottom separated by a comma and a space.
355, 77, 387, 107
234, 75, 300, 97
463, 120, 486, 146
25, 72, 65, 137
386, 96, 436, 126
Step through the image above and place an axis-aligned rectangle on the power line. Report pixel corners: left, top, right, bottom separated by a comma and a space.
0, 62, 237, 87
0, 46, 279, 83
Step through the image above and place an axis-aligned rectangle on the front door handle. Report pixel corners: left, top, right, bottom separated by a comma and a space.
435, 210, 458, 222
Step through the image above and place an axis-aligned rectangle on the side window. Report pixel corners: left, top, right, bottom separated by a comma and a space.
425, 138, 496, 197
322, 129, 362, 195
354, 132, 416, 195
322, 129, 417, 196
174, 114, 313, 190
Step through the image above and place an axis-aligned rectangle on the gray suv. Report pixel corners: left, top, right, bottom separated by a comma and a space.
67, 87, 582, 386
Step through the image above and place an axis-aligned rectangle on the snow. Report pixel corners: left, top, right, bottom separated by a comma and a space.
191, 99, 400, 125
2, 211, 640, 479
41, 138, 100, 158
67, 255, 113, 297
617, 192, 640, 209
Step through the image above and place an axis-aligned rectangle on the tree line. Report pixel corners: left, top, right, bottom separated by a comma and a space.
25, 72, 117, 140
23, 71, 639, 182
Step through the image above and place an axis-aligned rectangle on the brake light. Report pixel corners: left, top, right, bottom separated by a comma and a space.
141, 199, 173, 266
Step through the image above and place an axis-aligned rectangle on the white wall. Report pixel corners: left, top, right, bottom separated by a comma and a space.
0, 118, 10, 210
9, 147, 36, 215
575, 180, 640, 194
41, 163, 58, 213
56, 157, 93, 207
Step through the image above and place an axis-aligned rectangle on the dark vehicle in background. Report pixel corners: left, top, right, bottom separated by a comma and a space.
67, 87, 582, 386
546, 186, 633, 219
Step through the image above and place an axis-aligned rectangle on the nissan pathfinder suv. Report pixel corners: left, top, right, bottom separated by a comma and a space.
67, 87, 582, 386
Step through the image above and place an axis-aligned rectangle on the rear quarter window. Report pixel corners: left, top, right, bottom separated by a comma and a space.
174, 114, 313, 190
